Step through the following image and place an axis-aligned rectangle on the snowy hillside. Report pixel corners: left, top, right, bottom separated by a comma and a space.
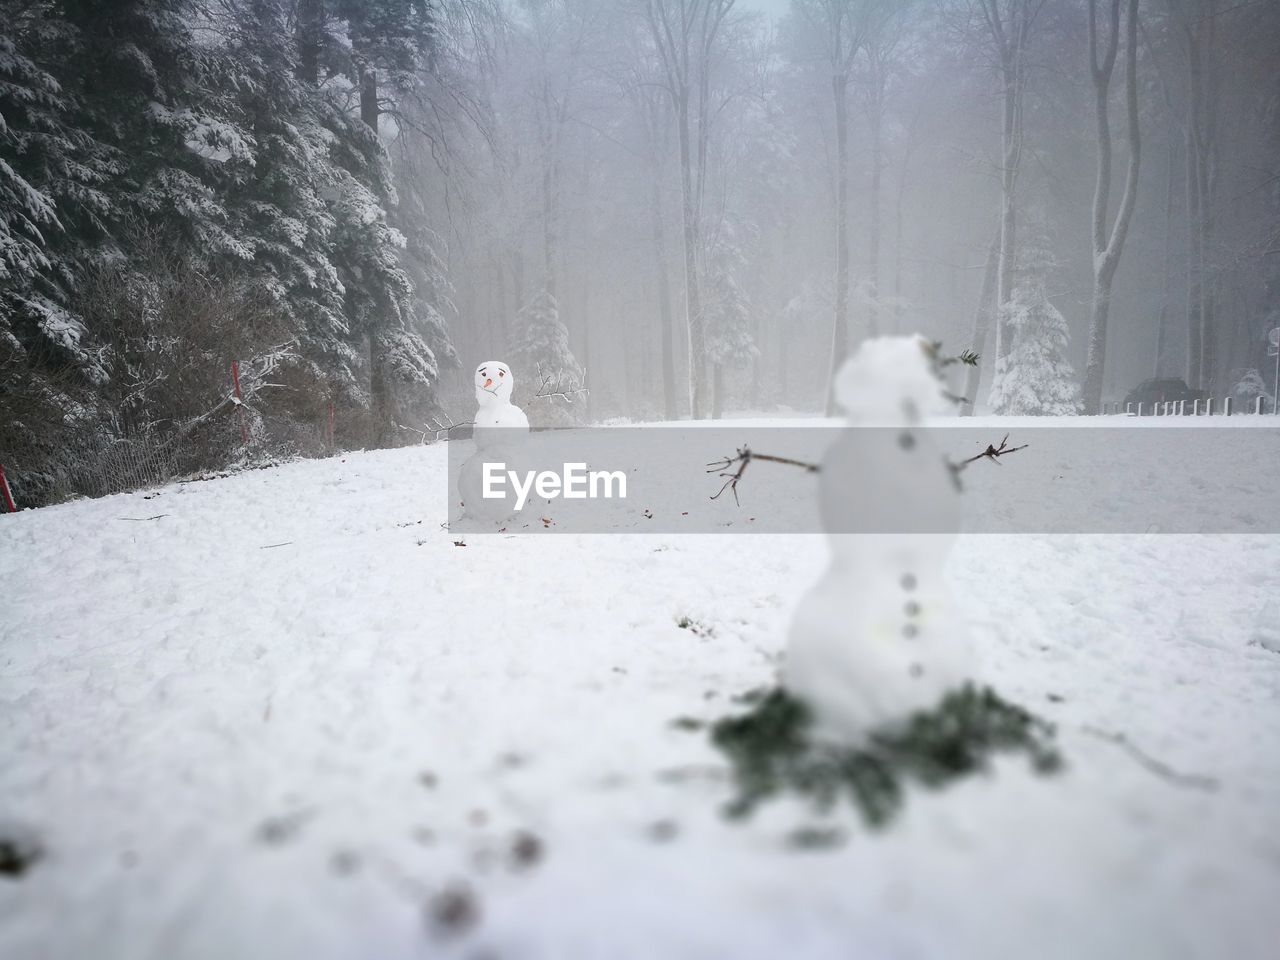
3, 421, 1280, 960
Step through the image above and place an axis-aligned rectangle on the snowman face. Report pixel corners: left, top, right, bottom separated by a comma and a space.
475, 361, 514, 403
834, 336, 952, 425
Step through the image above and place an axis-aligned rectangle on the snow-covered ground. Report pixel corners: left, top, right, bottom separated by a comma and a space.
3, 417, 1279, 959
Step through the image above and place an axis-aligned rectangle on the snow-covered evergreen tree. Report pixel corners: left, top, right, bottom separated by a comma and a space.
704, 251, 756, 371
987, 241, 1082, 416
510, 288, 582, 384
0, 21, 115, 385
0, 0, 458, 497
509, 288, 583, 421
703, 225, 758, 418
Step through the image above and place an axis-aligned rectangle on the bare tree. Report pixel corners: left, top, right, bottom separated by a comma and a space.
793, 0, 871, 415
644, 0, 737, 419
970, 0, 1044, 363
525, 0, 596, 299
614, 33, 681, 419
1164, 0, 1221, 391
1082, 0, 1142, 414
858, 2, 914, 342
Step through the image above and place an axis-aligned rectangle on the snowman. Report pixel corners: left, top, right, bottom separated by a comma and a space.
472, 360, 529, 445
785, 336, 975, 742
458, 360, 530, 521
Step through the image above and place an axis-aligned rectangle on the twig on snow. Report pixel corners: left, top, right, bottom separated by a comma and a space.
1083, 725, 1219, 792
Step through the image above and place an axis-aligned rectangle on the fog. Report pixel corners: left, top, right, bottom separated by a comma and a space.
412, 0, 1279, 421
3, 0, 1278, 503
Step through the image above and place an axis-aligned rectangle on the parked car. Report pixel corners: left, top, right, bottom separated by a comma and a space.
1123, 377, 1206, 411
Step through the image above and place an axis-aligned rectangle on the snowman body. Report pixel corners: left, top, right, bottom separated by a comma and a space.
785, 338, 974, 741
459, 361, 530, 520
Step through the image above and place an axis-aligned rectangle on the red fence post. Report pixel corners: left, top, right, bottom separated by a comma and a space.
0, 464, 16, 513
231, 361, 248, 445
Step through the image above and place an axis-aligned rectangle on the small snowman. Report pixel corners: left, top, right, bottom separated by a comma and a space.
472, 360, 530, 445
785, 336, 975, 742
459, 360, 530, 521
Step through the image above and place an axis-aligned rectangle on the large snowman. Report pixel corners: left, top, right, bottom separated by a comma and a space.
785, 336, 975, 742
458, 360, 530, 521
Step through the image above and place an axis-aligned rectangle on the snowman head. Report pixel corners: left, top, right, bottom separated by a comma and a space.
834, 336, 954, 425
475, 360, 514, 405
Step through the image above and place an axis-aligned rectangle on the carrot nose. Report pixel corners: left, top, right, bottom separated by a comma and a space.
484, 378, 493, 388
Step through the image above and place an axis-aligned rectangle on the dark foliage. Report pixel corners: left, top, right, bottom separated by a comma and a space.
711, 683, 1062, 827
0, 0, 456, 505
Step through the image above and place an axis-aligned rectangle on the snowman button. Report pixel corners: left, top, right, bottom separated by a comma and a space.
900, 573, 917, 591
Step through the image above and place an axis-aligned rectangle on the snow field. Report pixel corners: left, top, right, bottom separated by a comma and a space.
2, 421, 1279, 959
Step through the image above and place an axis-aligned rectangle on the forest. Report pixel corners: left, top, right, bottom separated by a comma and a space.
2, 0, 1278, 504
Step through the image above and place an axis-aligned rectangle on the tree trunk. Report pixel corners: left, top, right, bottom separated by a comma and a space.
675, 88, 705, 419
893, 166, 907, 335
359, 65, 392, 438
1196, 0, 1220, 393
651, 162, 678, 420
961, 229, 1001, 416
713, 363, 724, 419
1082, 0, 1141, 415
1154, 137, 1176, 377
511, 249, 525, 317
778, 322, 790, 402
297, 0, 323, 86
493, 252, 509, 348
995, 49, 1020, 362
541, 127, 559, 300
582, 276, 592, 422
825, 70, 850, 416
750, 308, 763, 408
867, 72, 883, 340
994, 14, 1027, 364
1185, 121, 1203, 388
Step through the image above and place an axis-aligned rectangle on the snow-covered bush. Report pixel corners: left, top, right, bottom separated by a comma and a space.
1232, 368, 1275, 414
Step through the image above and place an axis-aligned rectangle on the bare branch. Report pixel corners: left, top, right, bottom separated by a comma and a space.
531, 363, 590, 404
707, 434, 1026, 504
954, 433, 1029, 470
706, 446, 820, 505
